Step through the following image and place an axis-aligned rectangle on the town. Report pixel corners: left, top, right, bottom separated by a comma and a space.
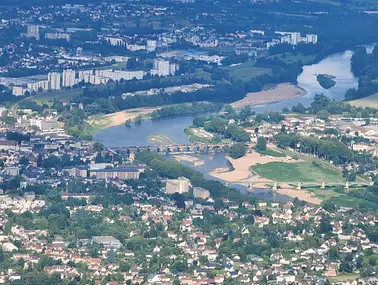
1, 0, 378, 284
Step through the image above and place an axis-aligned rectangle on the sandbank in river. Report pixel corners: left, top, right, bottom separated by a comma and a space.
231, 83, 307, 108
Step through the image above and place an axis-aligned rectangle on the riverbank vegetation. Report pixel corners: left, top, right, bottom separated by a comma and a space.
184, 127, 221, 144
150, 102, 221, 120
317, 74, 336, 89
227, 143, 248, 159
147, 134, 175, 145
345, 45, 378, 100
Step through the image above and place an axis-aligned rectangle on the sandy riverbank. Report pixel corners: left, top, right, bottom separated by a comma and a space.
87, 107, 160, 130
231, 83, 307, 108
173, 154, 205, 166
276, 188, 322, 205
208, 151, 294, 183
208, 151, 321, 204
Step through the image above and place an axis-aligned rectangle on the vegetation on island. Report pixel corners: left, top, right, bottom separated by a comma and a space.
150, 102, 222, 120
317, 74, 336, 89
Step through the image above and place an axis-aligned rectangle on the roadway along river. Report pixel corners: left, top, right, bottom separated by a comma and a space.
94, 50, 359, 147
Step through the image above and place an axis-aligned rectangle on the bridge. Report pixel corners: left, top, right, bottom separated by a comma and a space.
110, 143, 240, 154
231, 180, 373, 193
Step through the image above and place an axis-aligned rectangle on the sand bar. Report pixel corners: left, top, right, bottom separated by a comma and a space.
209, 151, 295, 183
276, 188, 322, 205
173, 154, 205, 166
87, 107, 160, 130
231, 83, 307, 108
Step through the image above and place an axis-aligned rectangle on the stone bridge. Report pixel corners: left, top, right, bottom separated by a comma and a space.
110, 143, 237, 153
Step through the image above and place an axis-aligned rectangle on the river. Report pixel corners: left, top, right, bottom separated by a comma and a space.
95, 50, 359, 146
94, 50, 360, 201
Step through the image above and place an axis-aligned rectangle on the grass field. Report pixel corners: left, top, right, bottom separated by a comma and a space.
221, 61, 271, 82
252, 160, 344, 183
306, 187, 378, 210
256, 148, 286, 158
16, 88, 82, 108
268, 53, 316, 65
349, 93, 378, 108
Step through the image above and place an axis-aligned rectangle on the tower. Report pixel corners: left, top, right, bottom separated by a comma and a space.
48, 72, 61, 90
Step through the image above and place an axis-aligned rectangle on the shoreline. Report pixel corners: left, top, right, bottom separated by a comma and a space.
172, 154, 205, 167
208, 151, 322, 204
87, 107, 160, 133
231, 83, 307, 108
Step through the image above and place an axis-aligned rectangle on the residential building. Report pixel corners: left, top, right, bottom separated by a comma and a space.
48, 72, 61, 90
62, 69, 77, 87
92, 236, 122, 249
165, 177, 191, 194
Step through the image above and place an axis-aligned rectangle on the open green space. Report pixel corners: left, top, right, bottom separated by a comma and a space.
15, 88, 82, 108
269, 53, 316, 65
252, 160, 344, 183
221, 61, 271, 82
307, 187, 378, 210
256, 148, 286, 158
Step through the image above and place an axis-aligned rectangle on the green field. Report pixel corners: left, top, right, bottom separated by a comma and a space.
268, 53, 316, 65
350, 93, 378, 108
221, 61, 271, 82
256, 148, 286, 158
16, 88, 82, 108
252, 161, 344, 183
307, 187, 378, 210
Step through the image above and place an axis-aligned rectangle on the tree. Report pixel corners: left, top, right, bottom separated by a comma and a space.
321, 200, 336, 212
317, 110, 329, 121
255, 137, 267, 152
228, 143, 247, 159
318, 216, 332, 234
224, 105, 234, 114
93, 142, 104, 152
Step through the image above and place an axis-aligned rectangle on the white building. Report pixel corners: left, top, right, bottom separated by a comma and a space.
306, 34, 318, 44
126, 43, 146, 51
290, 32, 301, 45
45, 32, 71, 42
147, 40, 157, 52
12, 86, 27, 96
105, 37, 125, 46
48, 72, 61, 90
95, 70, 144, 81
62, 69, 77, 87
27, 80, 49, 92
165, 177, 191, 194
152, 59, 171, 76
26, 24, 40, 40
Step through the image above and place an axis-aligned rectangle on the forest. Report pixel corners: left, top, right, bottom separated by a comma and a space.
345, 45, 378, 101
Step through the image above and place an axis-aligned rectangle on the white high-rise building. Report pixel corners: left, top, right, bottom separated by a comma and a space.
290, 32, 301, 45
62, 69, 76, 87
153, 59, 170, 76
26, 24, 40, 40
48, 72, 61, 90
306, 34, 318, 44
